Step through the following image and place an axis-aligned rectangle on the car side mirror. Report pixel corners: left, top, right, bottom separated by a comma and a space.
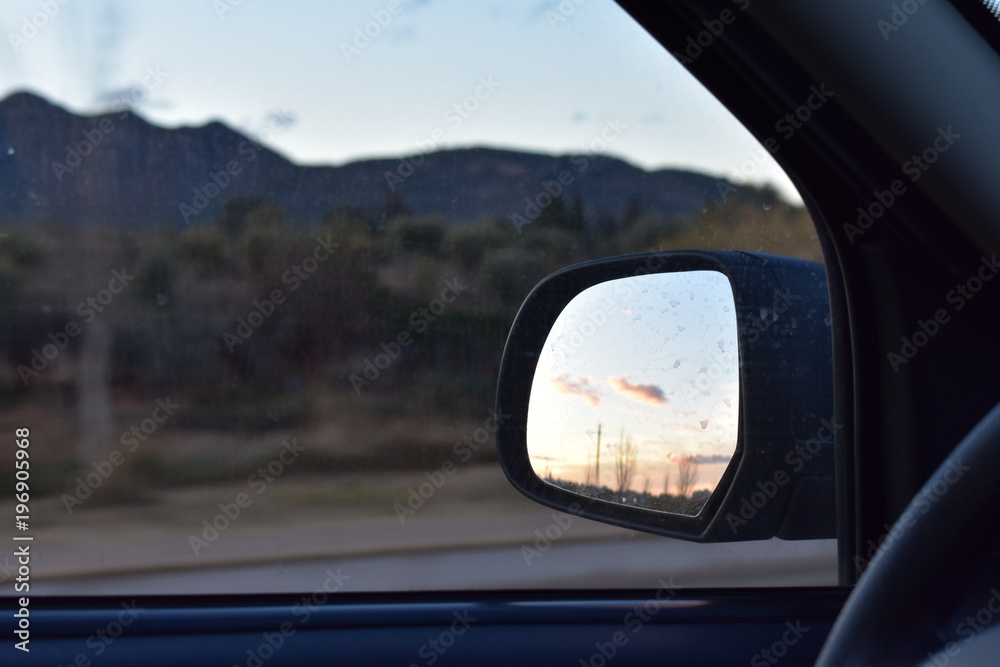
495, 250, 836, 542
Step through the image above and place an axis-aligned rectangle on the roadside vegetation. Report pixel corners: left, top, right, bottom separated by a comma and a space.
0, 183, 818, 501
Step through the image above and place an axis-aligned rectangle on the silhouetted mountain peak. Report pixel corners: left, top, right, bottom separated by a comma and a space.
0, 92, 734, 230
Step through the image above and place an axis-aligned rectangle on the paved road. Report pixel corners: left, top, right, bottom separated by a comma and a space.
34, 535, 837, 595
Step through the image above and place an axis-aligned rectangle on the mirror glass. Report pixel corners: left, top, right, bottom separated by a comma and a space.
526, 270, 739, 516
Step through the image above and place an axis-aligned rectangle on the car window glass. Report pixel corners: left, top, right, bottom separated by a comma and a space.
0, 0, 834, 594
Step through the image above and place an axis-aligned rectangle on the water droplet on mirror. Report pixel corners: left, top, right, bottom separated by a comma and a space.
156, 292, 169, 306
6, 147, 13, 155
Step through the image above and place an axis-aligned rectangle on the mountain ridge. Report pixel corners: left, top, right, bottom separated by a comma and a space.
0, 91, 734, 230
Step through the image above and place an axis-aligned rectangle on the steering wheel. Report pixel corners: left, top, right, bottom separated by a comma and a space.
816, 402, 1000, 665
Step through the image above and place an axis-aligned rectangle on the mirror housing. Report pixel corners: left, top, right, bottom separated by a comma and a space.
495, 250, 835, 542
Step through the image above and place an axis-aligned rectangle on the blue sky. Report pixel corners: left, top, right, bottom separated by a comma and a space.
0, 0, 799, 201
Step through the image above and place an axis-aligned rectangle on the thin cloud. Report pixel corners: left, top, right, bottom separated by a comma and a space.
609, 377, 666, 406
89, 0, 126, 106
662, 420, 705, 434
267, 110, 297, 128
551, 374, 600, 406
681, 454, 732, 465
